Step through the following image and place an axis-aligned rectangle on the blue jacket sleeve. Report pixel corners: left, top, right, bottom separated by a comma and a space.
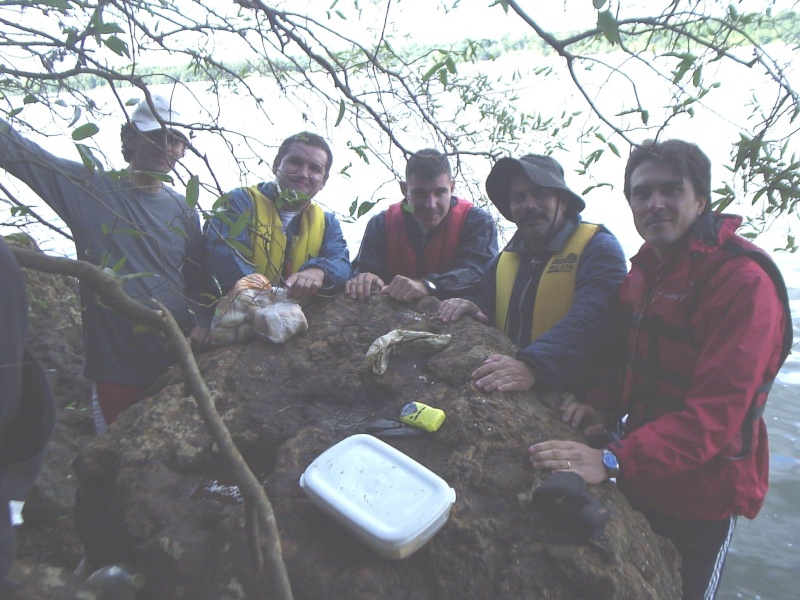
469, 253, 500, 320
427, 207, 499, 300
516, 231, 628, 390
351, 212, 389, 280
301, 212, 352, 292
204, 188, 257, 294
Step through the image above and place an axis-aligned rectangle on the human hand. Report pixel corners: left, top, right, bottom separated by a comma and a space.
528, 440, 606, 485
345, 272, 385, 300
187, 326, 209, 351
380, 275, 428, 303
286, 267, 325, 301
438, 298, 489, 324
559, 394, 606, 439
472, 354, 535, 392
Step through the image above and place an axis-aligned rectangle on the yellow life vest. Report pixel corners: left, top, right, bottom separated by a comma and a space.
495, 222, 600, 342
247, 185, 325, 284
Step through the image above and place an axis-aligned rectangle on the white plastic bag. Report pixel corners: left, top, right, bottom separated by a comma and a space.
209, 274, 283, 346
253, 301, 308, 344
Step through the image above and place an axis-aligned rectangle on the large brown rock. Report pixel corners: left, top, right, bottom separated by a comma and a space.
69, 293, 681, 600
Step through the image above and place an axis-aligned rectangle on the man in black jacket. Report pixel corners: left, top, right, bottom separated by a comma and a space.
0, 238, 55, 592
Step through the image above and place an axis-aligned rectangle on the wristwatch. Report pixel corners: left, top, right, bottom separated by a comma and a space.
602, 448, 620, 478
421, 278, 437, 295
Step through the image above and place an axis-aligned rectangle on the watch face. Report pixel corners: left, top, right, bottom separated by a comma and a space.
603, 450, 619, 472
424, 279, 436, 292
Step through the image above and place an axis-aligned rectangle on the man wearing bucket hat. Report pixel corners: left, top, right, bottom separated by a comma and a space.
439, 154, 626, 393
346, 148, 498, 303
0, 93, 211, 433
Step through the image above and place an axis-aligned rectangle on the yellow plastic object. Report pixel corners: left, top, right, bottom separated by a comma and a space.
399, 402, 446, 433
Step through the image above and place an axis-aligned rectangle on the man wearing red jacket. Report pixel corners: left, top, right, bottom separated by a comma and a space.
346, 148, 497, 302
529, 140, 792, 600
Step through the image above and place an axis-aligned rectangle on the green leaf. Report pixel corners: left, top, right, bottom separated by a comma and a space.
422, 61, 444, 83
335, 99, 345, 127
37, 0, 72, 9
103, 36, 130, 58
593, 0, 607, 8
116, 228, 144, 237
227, 239, 252, 258
93, 22, 124, 35
597, 11, 620, 45
609, 142, 620, 157
169, 226, 188, 239
185, 175, 199, 208
110, 255, 127, 273
72, 123, 99, 141
74, 143, 103, 171
356, 200, 376, 218
211, 193, 231, 211
23, 94, 37, 105
229, 209, 251, 238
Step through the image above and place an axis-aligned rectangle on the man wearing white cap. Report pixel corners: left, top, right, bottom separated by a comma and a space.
440, 154, 627, 395
0, 93, 211, 432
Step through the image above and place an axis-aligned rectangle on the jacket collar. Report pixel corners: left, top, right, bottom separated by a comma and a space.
631, 212, 743, 271
506, 212, 582, 255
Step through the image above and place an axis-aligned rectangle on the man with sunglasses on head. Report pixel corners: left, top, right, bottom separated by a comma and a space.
0, 93, 211, 432
205, 131, 351, 301
439, 154, 627, 395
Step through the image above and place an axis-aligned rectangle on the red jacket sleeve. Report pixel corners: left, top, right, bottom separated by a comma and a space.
614, 257, 787, 480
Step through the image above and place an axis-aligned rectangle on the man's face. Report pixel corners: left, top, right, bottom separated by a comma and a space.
628, 160, 706, 261
402, 172, 455, 230
274, 142, 329, 208
128, 129, 186, 174
508, 174, 565, 248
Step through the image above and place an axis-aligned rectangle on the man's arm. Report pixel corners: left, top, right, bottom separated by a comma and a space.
351, 212, 389, 280
516, 231, 628, 390
426, 207, 499, 299
0, 119, 102, 226
204, 188, 257, 295
183, 209, 215, 332
299, 212, 352, 292
613, 259, 787, 480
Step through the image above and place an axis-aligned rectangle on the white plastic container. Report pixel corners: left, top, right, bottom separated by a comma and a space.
299, 434, 456, 559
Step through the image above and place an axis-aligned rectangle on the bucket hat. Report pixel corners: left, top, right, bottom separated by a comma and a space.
485, 154, 585, 221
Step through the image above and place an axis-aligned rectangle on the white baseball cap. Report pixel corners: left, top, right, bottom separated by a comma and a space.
131, 94, 181, 132
130, 94, 189, 143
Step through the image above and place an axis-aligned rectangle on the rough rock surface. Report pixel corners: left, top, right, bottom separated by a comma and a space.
60, 292, 681, 600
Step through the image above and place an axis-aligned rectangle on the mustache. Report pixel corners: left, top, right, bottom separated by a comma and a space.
517, 209, 550, 221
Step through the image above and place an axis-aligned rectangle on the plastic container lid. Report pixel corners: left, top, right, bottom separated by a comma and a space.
299, 434, 456, 559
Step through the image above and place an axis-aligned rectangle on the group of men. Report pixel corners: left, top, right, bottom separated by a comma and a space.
0, 93, 791, 599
